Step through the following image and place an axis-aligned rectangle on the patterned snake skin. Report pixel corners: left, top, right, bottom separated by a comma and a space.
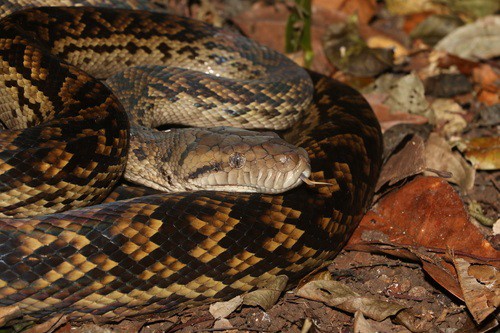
0, 2, 383, 323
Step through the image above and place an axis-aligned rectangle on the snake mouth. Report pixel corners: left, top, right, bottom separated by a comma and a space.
187, 166, 312, 194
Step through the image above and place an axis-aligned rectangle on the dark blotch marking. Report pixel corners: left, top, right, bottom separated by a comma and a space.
187, 162, 222, 180
133, 148, 148, 161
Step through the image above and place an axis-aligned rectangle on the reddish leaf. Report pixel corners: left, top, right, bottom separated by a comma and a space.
349, 177, 499, 262
232, 2, 338, 74
314, 0, 377, 25
347, 177, 500, 299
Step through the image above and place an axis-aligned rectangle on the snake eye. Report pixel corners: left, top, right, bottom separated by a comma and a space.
228, 152, 246, 169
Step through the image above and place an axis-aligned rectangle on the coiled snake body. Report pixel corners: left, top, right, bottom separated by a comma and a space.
0, 1, 382, 322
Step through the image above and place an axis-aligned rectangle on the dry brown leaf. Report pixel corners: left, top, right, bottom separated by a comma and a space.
456, 136, 500, 170
472, 63, 500, 87
323, 19, 394, 77
364, 93, 429, 132
368, 74, 433, 120
424, 133, 475, 191
209, 295, 243, 319
437, 52, 480, 75
425, 73, 472, 97
453, 258, 500, 323
212, 318, 236, 332
296, 280, 406, 321
353, 311, 377, 333
435, 16, 500, 61
410, 14, 464, 46
431, 99, 467, 136
314, 0, 377, 24
376, 135, 426, 190
242, 275, 288, 310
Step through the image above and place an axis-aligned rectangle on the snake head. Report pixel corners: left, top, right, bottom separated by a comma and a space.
179, 127, 311, 193
124, 126, 310, 194
185, 126, 311, 193
126, 126, 311, 193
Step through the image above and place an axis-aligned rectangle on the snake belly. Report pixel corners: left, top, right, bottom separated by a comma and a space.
0, 4, 383, 322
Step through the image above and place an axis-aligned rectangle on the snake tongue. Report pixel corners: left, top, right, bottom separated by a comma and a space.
300, 174, 332, 187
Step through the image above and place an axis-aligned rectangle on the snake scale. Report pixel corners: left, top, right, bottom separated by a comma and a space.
0, 0, 383, 323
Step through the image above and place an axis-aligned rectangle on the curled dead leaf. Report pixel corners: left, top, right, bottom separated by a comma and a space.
242, 275, 288, 310
209, 296, 243, 319
430, 99, 467, 137
453, 258, 500, 323
424, 133, 475, 192
353, 311, 376, 333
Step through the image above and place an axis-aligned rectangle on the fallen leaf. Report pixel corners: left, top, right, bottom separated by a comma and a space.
368, 73, 434, 120
212, 318, 236, 332
314, 0, 377, 24
494, 219, 500, 236
456, 136, 500, 170
472, 64, 500, 106
424, 133, 475, 191
454, 258, 500, 323
353, 311, 376, 333
296, 280, 406, 321
435, 15, 500, 61
478, 104, 500, 126
430, 98, 468, 136
425, 73, 472, 97
410, 14, 464, 46
376, 135, 426, 190
436, 52, 480, 75
364, 93, 429, 132
209, 296, 243, 319
386, 0, 445, 15
347, 177, 500, 299
232, 1, 338, 74
446, 0, 500, 19
242, 275, 288, 310
323, 18, 394, 77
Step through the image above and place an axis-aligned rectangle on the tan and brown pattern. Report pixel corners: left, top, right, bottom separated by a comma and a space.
0, 3, 383, 323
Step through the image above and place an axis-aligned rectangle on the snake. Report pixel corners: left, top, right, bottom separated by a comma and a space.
0, 1, 383, 324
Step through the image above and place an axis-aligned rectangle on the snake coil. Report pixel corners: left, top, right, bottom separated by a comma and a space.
0, 3, 382, 322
